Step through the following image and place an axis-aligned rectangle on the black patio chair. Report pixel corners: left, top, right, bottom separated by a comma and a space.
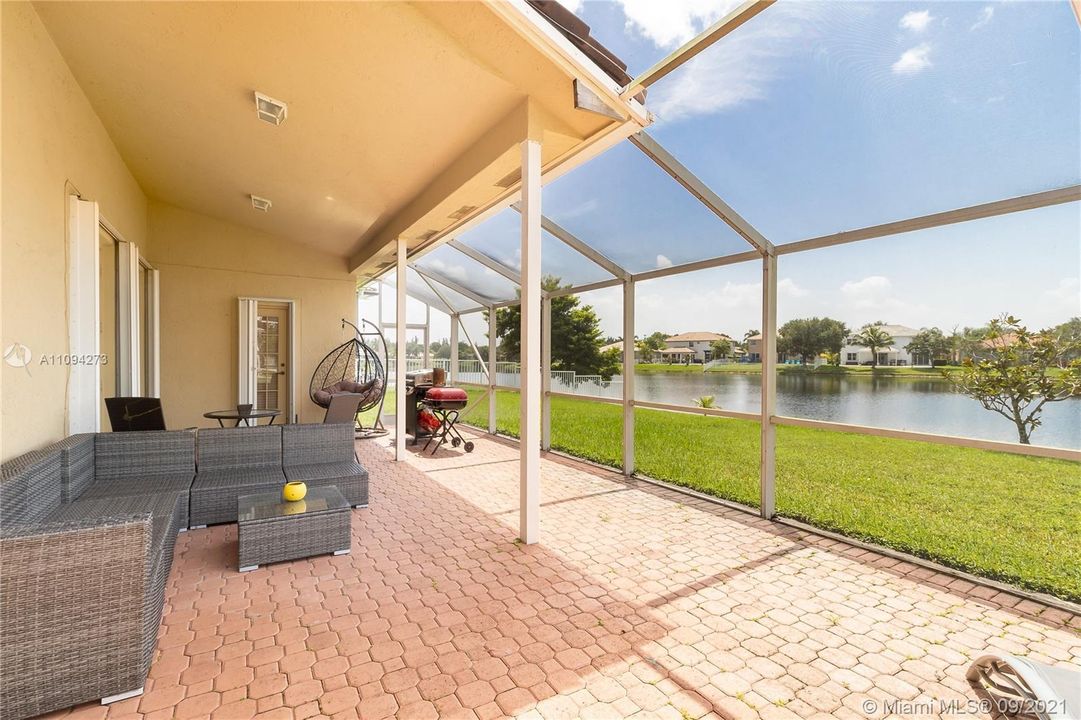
105, 397, 167, 432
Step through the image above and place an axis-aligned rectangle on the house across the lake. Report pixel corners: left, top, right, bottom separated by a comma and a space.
663, 331, 731, 363
841, 324, 929, 366
599, 339, 645, 363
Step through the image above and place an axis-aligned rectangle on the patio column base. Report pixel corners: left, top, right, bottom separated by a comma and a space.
102, 687, 143, 705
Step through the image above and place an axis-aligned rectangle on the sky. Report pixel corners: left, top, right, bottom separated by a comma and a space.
366, 0, 1080, 344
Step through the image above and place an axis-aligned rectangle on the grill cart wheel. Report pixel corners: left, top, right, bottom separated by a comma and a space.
464, 441, 475, 453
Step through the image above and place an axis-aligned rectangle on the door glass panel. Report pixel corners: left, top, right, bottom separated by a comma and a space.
139, 263, 150, 395
99, 228, 118, 417
256, 311, 283, 412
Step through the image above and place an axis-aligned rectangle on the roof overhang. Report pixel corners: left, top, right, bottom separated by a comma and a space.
33, 1, 649, 277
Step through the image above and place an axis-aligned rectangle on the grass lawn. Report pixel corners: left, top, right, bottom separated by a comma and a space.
459, 386, 1081, 602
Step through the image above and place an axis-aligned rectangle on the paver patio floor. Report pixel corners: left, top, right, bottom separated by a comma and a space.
45, 430, 1079, 720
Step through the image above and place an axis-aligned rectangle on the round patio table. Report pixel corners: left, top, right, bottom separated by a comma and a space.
203, 409, 280, 427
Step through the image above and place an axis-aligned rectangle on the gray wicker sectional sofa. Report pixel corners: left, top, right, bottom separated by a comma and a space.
0, 431, 193, 720
0, 423, 367, 720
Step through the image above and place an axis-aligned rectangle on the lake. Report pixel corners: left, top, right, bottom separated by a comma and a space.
629, 372, 1081, 450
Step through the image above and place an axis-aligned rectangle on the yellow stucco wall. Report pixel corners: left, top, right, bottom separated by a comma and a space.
147, 203, 357, 429
1, 2, 149, 461
1, 3, 357, 458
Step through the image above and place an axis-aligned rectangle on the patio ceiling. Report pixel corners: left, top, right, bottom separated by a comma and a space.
34, 1, 640, 273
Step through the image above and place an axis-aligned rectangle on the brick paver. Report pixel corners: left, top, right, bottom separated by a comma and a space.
41, 429, 1080, 719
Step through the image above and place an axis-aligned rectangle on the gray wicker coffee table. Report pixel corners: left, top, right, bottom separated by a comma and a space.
237, 486, 351, 572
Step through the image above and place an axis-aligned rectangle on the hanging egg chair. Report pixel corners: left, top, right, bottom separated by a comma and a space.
309, 318, 389, 438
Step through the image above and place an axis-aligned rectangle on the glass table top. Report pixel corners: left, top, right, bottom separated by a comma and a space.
238, 486, 348, 522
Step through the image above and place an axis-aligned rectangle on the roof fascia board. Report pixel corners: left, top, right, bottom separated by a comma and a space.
483, 0, 650, 127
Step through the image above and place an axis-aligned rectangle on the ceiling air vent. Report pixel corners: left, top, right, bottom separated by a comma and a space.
254, 92, 288, 125
450, 205, 477, 220
417, 230, 439, 242
250, 195, 272, 212
495, 169, 521, 189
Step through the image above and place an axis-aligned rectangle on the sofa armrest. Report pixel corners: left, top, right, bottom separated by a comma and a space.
0, 514, 155, 718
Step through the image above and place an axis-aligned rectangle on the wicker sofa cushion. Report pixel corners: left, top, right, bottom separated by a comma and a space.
96, 430, 196, 481
57, 433, 95, 503
197, 426, 282, 469
45, 492, 180, 567
192, 465, 286, 490
0, 448, 62, 526
190, 466, 286, 527
282, 423, 354, 465
283, 462, 368, 508
284, 461, 368, 483
79, 477, 193, 528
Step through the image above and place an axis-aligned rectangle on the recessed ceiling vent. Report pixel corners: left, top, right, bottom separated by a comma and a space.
254, 92, 287, 125
250, 195, 272, 212
495, 169, 521, 189
450, 205, 477, 220
417, 230, 439, 242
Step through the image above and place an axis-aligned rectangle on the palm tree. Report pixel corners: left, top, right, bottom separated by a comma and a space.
851, 325, 894, 368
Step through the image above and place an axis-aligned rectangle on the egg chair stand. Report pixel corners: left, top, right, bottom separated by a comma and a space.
309, 318, 389, 439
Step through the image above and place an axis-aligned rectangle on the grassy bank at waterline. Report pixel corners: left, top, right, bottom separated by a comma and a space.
459, 386, 1081, 602
636, 362, 965, 378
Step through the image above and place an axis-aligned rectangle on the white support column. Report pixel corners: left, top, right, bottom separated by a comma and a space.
450, 313, 460, 385
760, 252, 777, 518
519, 139, 542, 545
395, 239, 407, 461
622, 279, 635, 476
488, 306, 497, 434
541, 296, 552, 451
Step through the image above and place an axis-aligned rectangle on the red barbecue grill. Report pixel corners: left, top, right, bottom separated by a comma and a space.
421, 386, 473, 455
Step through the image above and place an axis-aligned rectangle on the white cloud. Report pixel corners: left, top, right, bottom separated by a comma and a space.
839, 275, 929, 322
557, 198, 598, 220
892, 43, 933, 75
647, 2, 818, 122
970, 6, 994, 31
899, 10, 933, 32
560, 0, 583, 13
1040, 278, 1081, 319
616, 0, 744, 48
779, 278, 808, 298
656, 254, 673, 269
840, 275, 893, 306
425, 258, 470, 285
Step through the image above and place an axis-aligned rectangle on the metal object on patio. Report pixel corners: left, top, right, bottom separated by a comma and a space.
421, 386, 473, 455
967, 653, 1080, 720
203, 408, 280, 427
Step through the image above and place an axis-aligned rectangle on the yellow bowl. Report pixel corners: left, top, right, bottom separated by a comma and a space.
282, 481, 307, 502
283, 499, 307, 515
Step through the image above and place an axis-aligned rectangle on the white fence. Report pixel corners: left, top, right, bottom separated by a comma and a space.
398, 357, 623, 398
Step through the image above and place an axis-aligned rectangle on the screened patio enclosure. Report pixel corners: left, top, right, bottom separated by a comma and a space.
371, 0, 1080, 596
